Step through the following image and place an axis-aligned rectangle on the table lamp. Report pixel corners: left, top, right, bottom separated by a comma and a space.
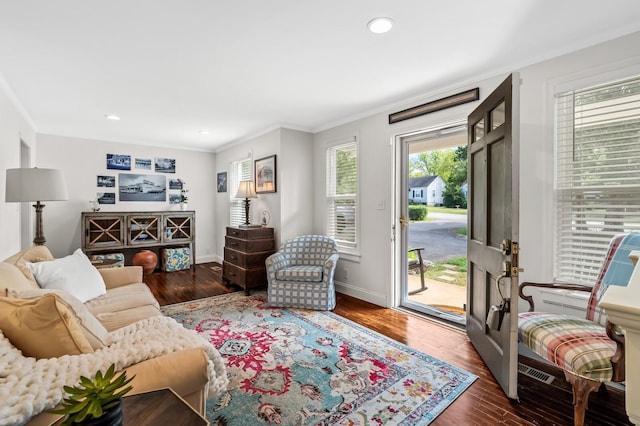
5, 167, 69, 245
235, 180, 257, 227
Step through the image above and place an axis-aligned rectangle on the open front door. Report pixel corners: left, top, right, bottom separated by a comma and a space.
466, 74, 521, 399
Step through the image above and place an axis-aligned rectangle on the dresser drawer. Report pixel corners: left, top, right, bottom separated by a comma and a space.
222, 261, 267, 288
226, 227, 274, 240
225, 236, 275, 253
224, 247, 272, 269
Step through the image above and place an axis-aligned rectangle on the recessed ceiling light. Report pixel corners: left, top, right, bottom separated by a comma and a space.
104, 114, 120, 120
367, 17, 394, 34
199, 130, 210, 135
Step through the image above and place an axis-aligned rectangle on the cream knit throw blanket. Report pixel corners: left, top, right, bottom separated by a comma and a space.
0, 315, 228, 426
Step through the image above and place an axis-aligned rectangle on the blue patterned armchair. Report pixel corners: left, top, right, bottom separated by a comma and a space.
266, 235, 339, 310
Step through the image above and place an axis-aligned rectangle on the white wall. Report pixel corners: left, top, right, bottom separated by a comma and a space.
0, 77, 36, 259
516, 31, 640, 312
279, 128, 314, 243
313, 78, 505, 306
35, 134, 217, 261
3, 30, 639, 314
213, 127, 315, 261
213, 129, 281, 261
314, 31, 640, 310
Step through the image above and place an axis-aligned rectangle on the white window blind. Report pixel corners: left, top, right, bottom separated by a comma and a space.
326, 139, 358, 249
555, 76, 640, 284
229, 158, 252, 227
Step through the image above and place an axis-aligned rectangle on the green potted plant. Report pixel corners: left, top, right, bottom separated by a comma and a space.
50, 364, 135, 426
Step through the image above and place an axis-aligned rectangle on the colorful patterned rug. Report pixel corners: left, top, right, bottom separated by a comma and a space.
161, 292, 476, 425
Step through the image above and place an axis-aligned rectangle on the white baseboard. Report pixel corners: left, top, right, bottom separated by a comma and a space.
196, 254, 217, 264
335, 280, 387, 307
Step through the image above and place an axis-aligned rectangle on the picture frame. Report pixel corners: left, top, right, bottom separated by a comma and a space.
255, 155, 276, 193
217, 172, 227, 193
135, 158, 152, 170
169, 179, 183, 190
154, 157, 176, 173
97, 175, 115, 187
118, 173, 166, 202
106, 154, 131, 170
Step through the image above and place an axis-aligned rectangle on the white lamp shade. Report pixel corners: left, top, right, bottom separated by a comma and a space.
5, 168, 69, 202
235, 180, 257, 199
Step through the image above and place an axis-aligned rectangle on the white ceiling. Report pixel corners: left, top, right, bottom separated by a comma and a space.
1, 1, 639, 152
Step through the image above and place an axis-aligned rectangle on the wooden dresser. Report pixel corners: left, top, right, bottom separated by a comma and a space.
223, 227, 275, 294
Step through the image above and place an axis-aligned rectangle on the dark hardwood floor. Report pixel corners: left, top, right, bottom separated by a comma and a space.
143, 263, 631, 426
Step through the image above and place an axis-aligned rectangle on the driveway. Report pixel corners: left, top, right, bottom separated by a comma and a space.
408, 212, 467, 262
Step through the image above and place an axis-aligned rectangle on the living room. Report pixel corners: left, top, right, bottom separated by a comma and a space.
2, 2, 640, 425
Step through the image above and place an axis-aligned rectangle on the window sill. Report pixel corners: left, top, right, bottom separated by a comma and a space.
337, 249, 361, 263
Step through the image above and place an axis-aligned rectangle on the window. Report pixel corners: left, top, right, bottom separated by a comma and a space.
229, 157, 252, 227
555, 76, 640, 284
326, 138, 358, 250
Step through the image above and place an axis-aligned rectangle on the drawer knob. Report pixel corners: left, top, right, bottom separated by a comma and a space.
229, 272, 236, 276
230, 255, 236, 260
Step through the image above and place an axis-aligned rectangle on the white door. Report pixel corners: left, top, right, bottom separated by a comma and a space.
466, 74, 521, 399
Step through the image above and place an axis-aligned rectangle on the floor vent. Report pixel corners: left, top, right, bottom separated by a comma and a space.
518, 363, 555, 385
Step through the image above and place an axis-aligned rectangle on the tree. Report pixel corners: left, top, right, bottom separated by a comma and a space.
409, 145, 468, 208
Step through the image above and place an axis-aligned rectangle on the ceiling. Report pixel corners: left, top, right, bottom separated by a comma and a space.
1, 1, 639, 152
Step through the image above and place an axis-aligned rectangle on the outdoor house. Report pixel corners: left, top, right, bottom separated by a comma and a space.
408, 176, 446, 206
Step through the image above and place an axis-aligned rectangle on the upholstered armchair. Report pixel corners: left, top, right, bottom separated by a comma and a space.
518, 233, 640, 426
266, 235, 339, 310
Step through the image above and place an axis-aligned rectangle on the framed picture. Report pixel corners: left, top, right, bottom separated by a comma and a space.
169, 179, 183, 190
255, 155, 276, 193
97, 175, 115, 187
154, 157, 176, 173
118, 173, 166, 202
97, 192, 116, 204
106, 154, 131, 170
135, 158, 152, 170
217, 172, 227, 193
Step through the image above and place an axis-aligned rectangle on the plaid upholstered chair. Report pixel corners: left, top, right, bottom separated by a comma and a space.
266, 235, 339, 310
518, 233, 640, 426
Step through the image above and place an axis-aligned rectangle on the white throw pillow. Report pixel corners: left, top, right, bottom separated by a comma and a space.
26, 249, 106, 303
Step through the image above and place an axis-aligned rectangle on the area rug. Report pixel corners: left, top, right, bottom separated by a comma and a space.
161, 292, 476, 425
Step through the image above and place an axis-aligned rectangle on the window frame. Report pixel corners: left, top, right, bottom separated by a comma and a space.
326, 136, 360, 258
229, 157, 253, 228
553, 74, 640, 285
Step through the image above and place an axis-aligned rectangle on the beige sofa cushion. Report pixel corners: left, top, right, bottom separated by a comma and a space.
8, 288, 112, 349
0, 262, 38, 292
3, 246, 55, 283
85, 283, 162, 331
0, 294, 94, 358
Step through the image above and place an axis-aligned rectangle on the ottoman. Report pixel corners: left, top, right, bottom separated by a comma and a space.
161, 247, 191, 272
90, 253, 125, 269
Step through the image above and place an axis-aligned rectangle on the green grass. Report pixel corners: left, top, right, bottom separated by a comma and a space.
422, 256, 467, 287
429, 206, 467, 215
454, 227, 467, 236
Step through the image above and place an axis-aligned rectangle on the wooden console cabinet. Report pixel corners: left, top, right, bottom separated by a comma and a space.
223, 227, 275, 294
81, 211, 195, 270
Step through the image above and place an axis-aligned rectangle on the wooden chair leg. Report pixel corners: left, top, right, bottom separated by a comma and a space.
563, 371, 602, 426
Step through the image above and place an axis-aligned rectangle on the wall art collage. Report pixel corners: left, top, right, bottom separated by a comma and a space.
95, 154, 185, 206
